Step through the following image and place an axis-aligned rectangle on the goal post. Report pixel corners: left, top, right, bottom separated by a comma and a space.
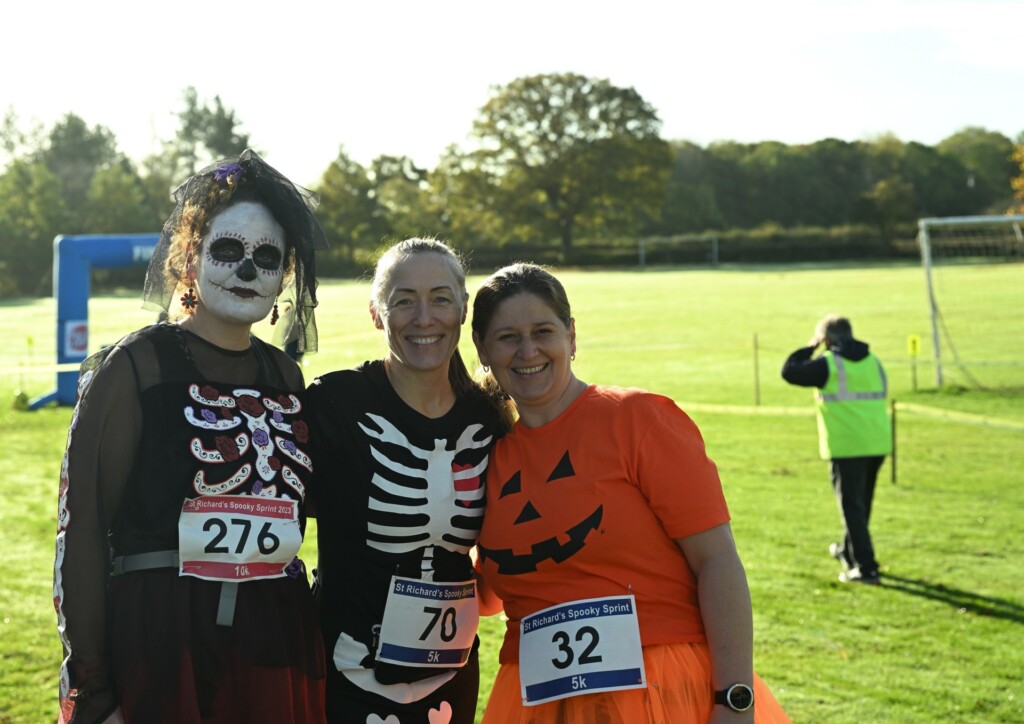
638, 234, 719, 267
917, 214, 1024, 388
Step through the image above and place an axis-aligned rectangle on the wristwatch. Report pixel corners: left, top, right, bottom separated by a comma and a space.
714, 682, 754, 712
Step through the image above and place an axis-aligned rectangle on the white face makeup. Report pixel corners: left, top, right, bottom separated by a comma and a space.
194, 201, 285, 325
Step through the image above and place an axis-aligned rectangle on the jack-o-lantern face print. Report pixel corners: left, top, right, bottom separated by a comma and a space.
478, 450, 602, 574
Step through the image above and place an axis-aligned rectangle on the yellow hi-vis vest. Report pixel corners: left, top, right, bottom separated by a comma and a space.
815, 351, 892, 460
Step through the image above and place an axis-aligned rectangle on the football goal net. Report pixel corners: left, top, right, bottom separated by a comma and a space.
917, 214, 1024, 389
638, 235, 719, 267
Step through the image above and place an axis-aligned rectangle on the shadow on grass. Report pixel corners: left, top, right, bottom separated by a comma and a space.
882, 573, 1024, 624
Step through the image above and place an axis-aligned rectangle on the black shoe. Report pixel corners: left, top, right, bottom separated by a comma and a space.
839, 567, 880, 585
829, 542, 851, 570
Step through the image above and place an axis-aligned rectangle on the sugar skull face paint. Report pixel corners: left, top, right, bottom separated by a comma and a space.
195, 201, 285, 325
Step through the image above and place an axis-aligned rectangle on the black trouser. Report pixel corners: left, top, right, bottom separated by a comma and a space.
830, 456, 884, 573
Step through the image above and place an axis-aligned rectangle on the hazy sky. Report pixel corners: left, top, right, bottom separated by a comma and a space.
3, 0, 1022, 186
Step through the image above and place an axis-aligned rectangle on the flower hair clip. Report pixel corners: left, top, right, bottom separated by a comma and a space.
213, 163, 244, 188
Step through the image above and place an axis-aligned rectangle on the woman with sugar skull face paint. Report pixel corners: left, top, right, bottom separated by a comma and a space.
191, 201, 287, 327
53, 150, 328, 724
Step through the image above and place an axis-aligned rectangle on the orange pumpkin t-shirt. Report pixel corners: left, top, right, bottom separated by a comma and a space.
476, 385, 730, 665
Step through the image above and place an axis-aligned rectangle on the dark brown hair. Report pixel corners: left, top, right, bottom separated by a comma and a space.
471, 262, 572, 340
471, 263, 571, 432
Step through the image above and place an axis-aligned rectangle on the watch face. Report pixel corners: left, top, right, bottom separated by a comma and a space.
728, 684, 754, 711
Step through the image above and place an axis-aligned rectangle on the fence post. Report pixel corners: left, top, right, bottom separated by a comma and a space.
891, 399, 897, 484
753, 333, 760, 406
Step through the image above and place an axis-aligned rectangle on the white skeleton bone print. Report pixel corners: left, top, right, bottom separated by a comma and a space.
358, 413, 491, 569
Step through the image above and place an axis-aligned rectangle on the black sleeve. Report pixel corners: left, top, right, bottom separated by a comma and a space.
302, 376, 337, 517
56, 344, 143, 722
781, 346, 829, 388
271, 344, 305, 390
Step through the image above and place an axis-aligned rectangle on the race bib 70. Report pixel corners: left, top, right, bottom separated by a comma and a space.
376, 576, 479, 668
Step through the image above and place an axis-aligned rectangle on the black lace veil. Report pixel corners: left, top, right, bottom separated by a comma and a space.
142, 149, 327, 353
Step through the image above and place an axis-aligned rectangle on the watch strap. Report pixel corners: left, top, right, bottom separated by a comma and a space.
714, 682, 755, 712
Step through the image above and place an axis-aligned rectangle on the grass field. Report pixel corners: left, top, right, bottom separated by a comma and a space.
1, 262, 1022, 722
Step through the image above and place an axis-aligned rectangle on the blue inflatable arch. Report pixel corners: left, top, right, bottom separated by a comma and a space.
30, 233, 159, 410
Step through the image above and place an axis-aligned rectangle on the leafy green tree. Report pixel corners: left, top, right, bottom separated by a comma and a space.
38, 113, 121, 217
0, 160, 68, 295
79, 160, 168, 291
937, 127, 1017, 212
902, 142, 976, 217
863, 176, 915, 242
862, 133, 905, 178
313, 148, 391, 271
82, 160, 165, 233
369, 155, 441, 240
684, 141, 804, 229
136, 152, 180, 225
1, 108, 39, 163
467, 73, 671, 252
862, 134, 975, 220
689, 138, 877, 230
801, 138, 871, 225
428, 146, 522, 251
202, 95, 251, 159
700, 141, 749, 229
1011, 143, 1024, 213
165, 87, 251, 177
649, 141, 723, 234
742, 141, 803, 226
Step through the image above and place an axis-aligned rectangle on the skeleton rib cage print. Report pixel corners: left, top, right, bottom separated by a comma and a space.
359, 412, 492, 572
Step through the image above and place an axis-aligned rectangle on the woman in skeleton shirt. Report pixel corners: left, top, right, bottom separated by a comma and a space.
305, 239, 511, 724
53, 151, 328, 723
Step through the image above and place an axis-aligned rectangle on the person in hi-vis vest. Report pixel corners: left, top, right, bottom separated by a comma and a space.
781, 314, 891, 584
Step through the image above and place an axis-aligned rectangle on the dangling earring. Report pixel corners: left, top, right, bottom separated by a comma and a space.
571, 353, 576, 361
270, 300, 280, 326
481, 365, 490, 373
180, 287, 198, 313
181, 252, 198, 314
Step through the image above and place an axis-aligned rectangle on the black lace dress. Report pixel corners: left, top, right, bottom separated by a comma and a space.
55, 324, 325, 723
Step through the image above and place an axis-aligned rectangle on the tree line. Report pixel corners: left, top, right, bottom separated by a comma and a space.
2, 74, 1022, 297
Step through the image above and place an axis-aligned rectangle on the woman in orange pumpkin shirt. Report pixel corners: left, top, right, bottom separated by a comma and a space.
471, 263, 789, 723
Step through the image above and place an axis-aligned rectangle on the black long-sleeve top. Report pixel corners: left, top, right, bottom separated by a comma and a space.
781, 338, 871, 388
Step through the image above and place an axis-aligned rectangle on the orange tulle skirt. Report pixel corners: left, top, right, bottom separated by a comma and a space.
482, 642, 790, 724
